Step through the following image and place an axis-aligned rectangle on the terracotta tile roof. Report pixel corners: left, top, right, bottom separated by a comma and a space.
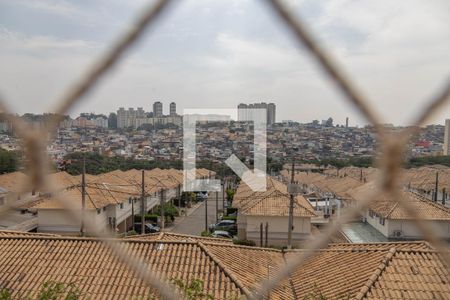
0, 234, 447, 299
239, 190, 316, 217
0, 172, 29, 194
126, 232, 234, 244
200, 242, 293, 299
285, 249, 389, 299
327, 241, 433, 251
0, 236, 244, 299
361, 250, 450, 300
45, 171, 80, 191
34, 168, 187, 210
233, 178, 316, 218
349, 185, 450, 220
34, 183, 136, 209
402, 165, 450, 191
0, 230, 58, 237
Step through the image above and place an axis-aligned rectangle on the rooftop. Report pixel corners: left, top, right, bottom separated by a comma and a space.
1, 231, 448, 299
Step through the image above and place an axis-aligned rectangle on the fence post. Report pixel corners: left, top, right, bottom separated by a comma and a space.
260, 223, 263, 247
265, 222, 269, 247
141, 170, 145, 235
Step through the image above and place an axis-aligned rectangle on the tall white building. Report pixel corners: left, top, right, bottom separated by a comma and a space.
444, 119, 450, 155
170, 102, 177, 116
153, 101, 163, 117
117, 107, 144, 128
237, 102, 276, 125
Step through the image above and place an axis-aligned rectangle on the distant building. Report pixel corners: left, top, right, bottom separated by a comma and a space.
153, 101, 163, 117
267, 103, 276, 125
237, 102, 276, 125
170, 102, 177, 116
108, 113, 117, 129
444, 119, 450, 155
117, 107, 144, 128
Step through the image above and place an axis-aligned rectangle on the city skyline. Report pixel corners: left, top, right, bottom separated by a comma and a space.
0, 1, 449, 126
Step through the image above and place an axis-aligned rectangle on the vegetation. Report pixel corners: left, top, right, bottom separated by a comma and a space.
226, 189, 235, 202
225, 208, 237, 215
172, 279, 214, 300
133, 214, 159, 224
154, 202, 179, 221
63, 152, 182, 175
407, 155, 450, 168
0, 149, 19, 174
302, 156, 374, 169
201, 230, 213, 237
0, 281, 82, 300
233, 239, 256, 246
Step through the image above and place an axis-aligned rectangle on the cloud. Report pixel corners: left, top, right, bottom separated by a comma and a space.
0, 0, 448, 125
14, 0, 80, 17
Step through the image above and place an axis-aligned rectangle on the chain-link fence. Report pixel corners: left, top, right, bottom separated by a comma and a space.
0, 0, 449, 299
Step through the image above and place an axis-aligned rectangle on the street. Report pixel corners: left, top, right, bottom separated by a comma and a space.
170, 191, 225, 235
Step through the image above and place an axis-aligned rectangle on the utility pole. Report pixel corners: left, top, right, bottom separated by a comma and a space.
260, 223, 263, 247
434, 172, 439, 202
131, 197, 134, 231
222, 180, 226, 212
215, 191, 219, 222
141, 170, 145, 235
160, 189, 165, 230
80, 156, 86, 236
204, 193, 209, 232
265, 222, 269, 247
442, 188, 446, 206
287, 154, 295, 249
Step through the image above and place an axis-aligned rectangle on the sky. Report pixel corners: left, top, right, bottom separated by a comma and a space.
0, 0, 449, 126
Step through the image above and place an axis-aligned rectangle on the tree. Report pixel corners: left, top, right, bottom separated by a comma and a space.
108, 113, 117, 129
0, 149, 18, 174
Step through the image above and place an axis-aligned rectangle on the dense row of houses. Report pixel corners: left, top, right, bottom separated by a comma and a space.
280, 165, 450, 240
0, 168, 214, 235
0, 230, 447, 299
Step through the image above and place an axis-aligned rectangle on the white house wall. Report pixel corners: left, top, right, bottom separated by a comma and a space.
365, 210, 450, 239
245, 215, 311, 247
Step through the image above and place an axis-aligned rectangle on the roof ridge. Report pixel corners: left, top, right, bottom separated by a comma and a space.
202, 240, 283, 252
196, 242, 253, 298
0, 235, 200, 245
354, 247, 397, 300
281, 249, 298, 299
161, 232, 232, 243
384, 202, 399, 218
412, 192, 450, 213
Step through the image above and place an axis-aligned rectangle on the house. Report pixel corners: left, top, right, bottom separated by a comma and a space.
349, 182, 450, 239
0, 231, 448, 299
0, 171, 31, 212
233, 177, 316, 247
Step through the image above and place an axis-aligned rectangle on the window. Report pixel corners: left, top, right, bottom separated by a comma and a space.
128, 198, 132, 204
120, 203, 124, 209
96, 209, 101, 215
103, 207, 106, 212
0, 197, 4, 206
380, 218, 385, 226
369, 210, 374, 218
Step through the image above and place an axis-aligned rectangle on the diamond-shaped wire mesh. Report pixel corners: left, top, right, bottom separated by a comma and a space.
0, 0, 449, 299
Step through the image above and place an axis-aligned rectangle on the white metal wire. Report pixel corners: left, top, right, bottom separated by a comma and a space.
0, 0, 449, 299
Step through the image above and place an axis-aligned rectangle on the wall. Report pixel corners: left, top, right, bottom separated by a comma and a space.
365, 210, 450, 239
37, 209, 97, 235
387, 219, 449, 239
244, 215, 311, 247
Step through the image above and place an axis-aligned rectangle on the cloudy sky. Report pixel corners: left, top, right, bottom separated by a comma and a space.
0, 0, 449, 126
